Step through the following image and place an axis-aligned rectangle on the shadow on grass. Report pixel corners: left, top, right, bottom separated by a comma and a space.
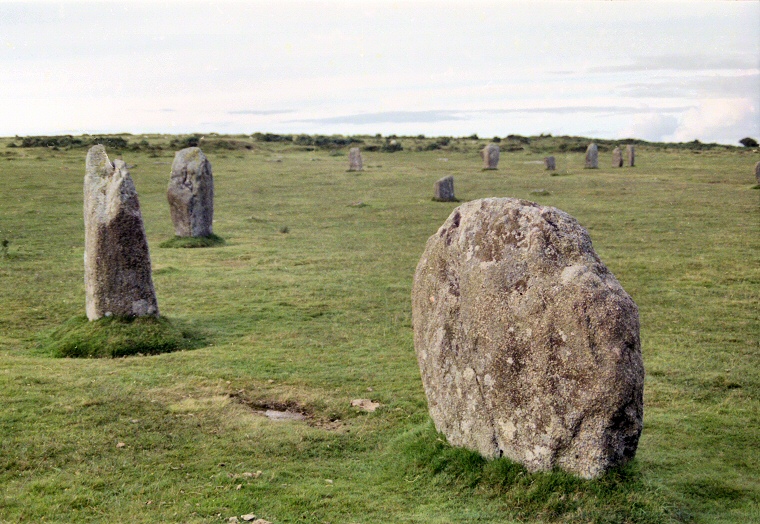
388, 421, 679, 523
39, 315, 207, 358
159, 233, 225, 248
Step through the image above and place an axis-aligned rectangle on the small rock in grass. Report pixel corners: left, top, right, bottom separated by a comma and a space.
116, 442, 126, 448
351, 399, 381, 412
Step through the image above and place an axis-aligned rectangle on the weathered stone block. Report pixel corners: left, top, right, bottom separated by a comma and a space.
612, 147, 623, 167
481, 144, 500, 169
412, 198, 644, 478
434, 176, 456, 201
168, 147, 214, 237
348, 147, 363, 171
584, 143, 598, 169
84, 145, 159, 320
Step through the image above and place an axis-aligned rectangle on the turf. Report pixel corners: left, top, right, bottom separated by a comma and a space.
0, 134, 758, 523
39, 315, 204, 358
159, 234, 226, 249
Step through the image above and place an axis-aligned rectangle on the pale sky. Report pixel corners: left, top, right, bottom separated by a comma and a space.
1, 0, 758, 144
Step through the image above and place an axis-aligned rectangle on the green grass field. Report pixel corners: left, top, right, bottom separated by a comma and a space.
0, 135, 758, 523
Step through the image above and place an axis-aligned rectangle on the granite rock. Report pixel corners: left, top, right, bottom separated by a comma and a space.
584, 143, 598, 169
167, 147, 214, 237
84, 145, 159, 320
434, 176, 456, 202
412, 197, 644, 478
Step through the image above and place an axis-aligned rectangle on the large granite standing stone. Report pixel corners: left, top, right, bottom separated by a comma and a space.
412, 197, 644, 479
612, 147, 623, 167
544, 156, 556, 171
481, 144, 500, 169
167, 147, 214, 237
626, 145, 635, 167
585, 143, 598, 169
434, 176, 456, 202
754, 161, 760, 184
84, 145, 159, 321
348, 147, 363, 171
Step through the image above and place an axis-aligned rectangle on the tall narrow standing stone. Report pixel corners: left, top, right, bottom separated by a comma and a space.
544, 156, 556, 171
626, 145, 635, 167
481, 144, 500, 169
348, 147, 363, 171
168, 147, 214, 237
585, 143, 598, 169
84, 145, 159, 321
755, 161, 760, 184
612, 147, 623, 167
433, 176, 456, 202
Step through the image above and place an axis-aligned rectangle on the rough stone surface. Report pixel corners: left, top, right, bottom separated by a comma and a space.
84, 145, 159, 321
755, 161, 760, 184
584, 143, 598, 169
412, 197, 644, 479
348, 147, 363, 171
167, 147, 214, 237
434, 176, 456, 202
612, 147, 623, 167
626, 145, 635, 167
481, 144, 500, 169
544, 156, 556, 171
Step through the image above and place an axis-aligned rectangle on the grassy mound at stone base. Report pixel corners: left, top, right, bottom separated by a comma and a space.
159, 233, 225, 248
41, 315, 205, 358
393, 422, 671, 523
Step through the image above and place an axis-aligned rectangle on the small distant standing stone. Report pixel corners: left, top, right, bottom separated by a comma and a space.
167, 147, 214, 237
481, 143, 500, 169
585, 143, 598, 169
626, 144, 635, 167
544, 156, 556, 170
84, 145, 159, 321
434, 176, 456, 202
612, 147, 623, 167
348, 147, 363, 171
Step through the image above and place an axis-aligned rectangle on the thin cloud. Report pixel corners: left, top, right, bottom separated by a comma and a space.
586, 55, 757, 74
489, 106, 692, 115
291, 111, 468, 125
228, 109, 295, 115
292, 106, 694, 126
619, 73, 760, 99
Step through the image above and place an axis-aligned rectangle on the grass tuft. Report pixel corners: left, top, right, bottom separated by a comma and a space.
39, 315, 206, 358
158, 233, 225, 248
390, 422, 675, 523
